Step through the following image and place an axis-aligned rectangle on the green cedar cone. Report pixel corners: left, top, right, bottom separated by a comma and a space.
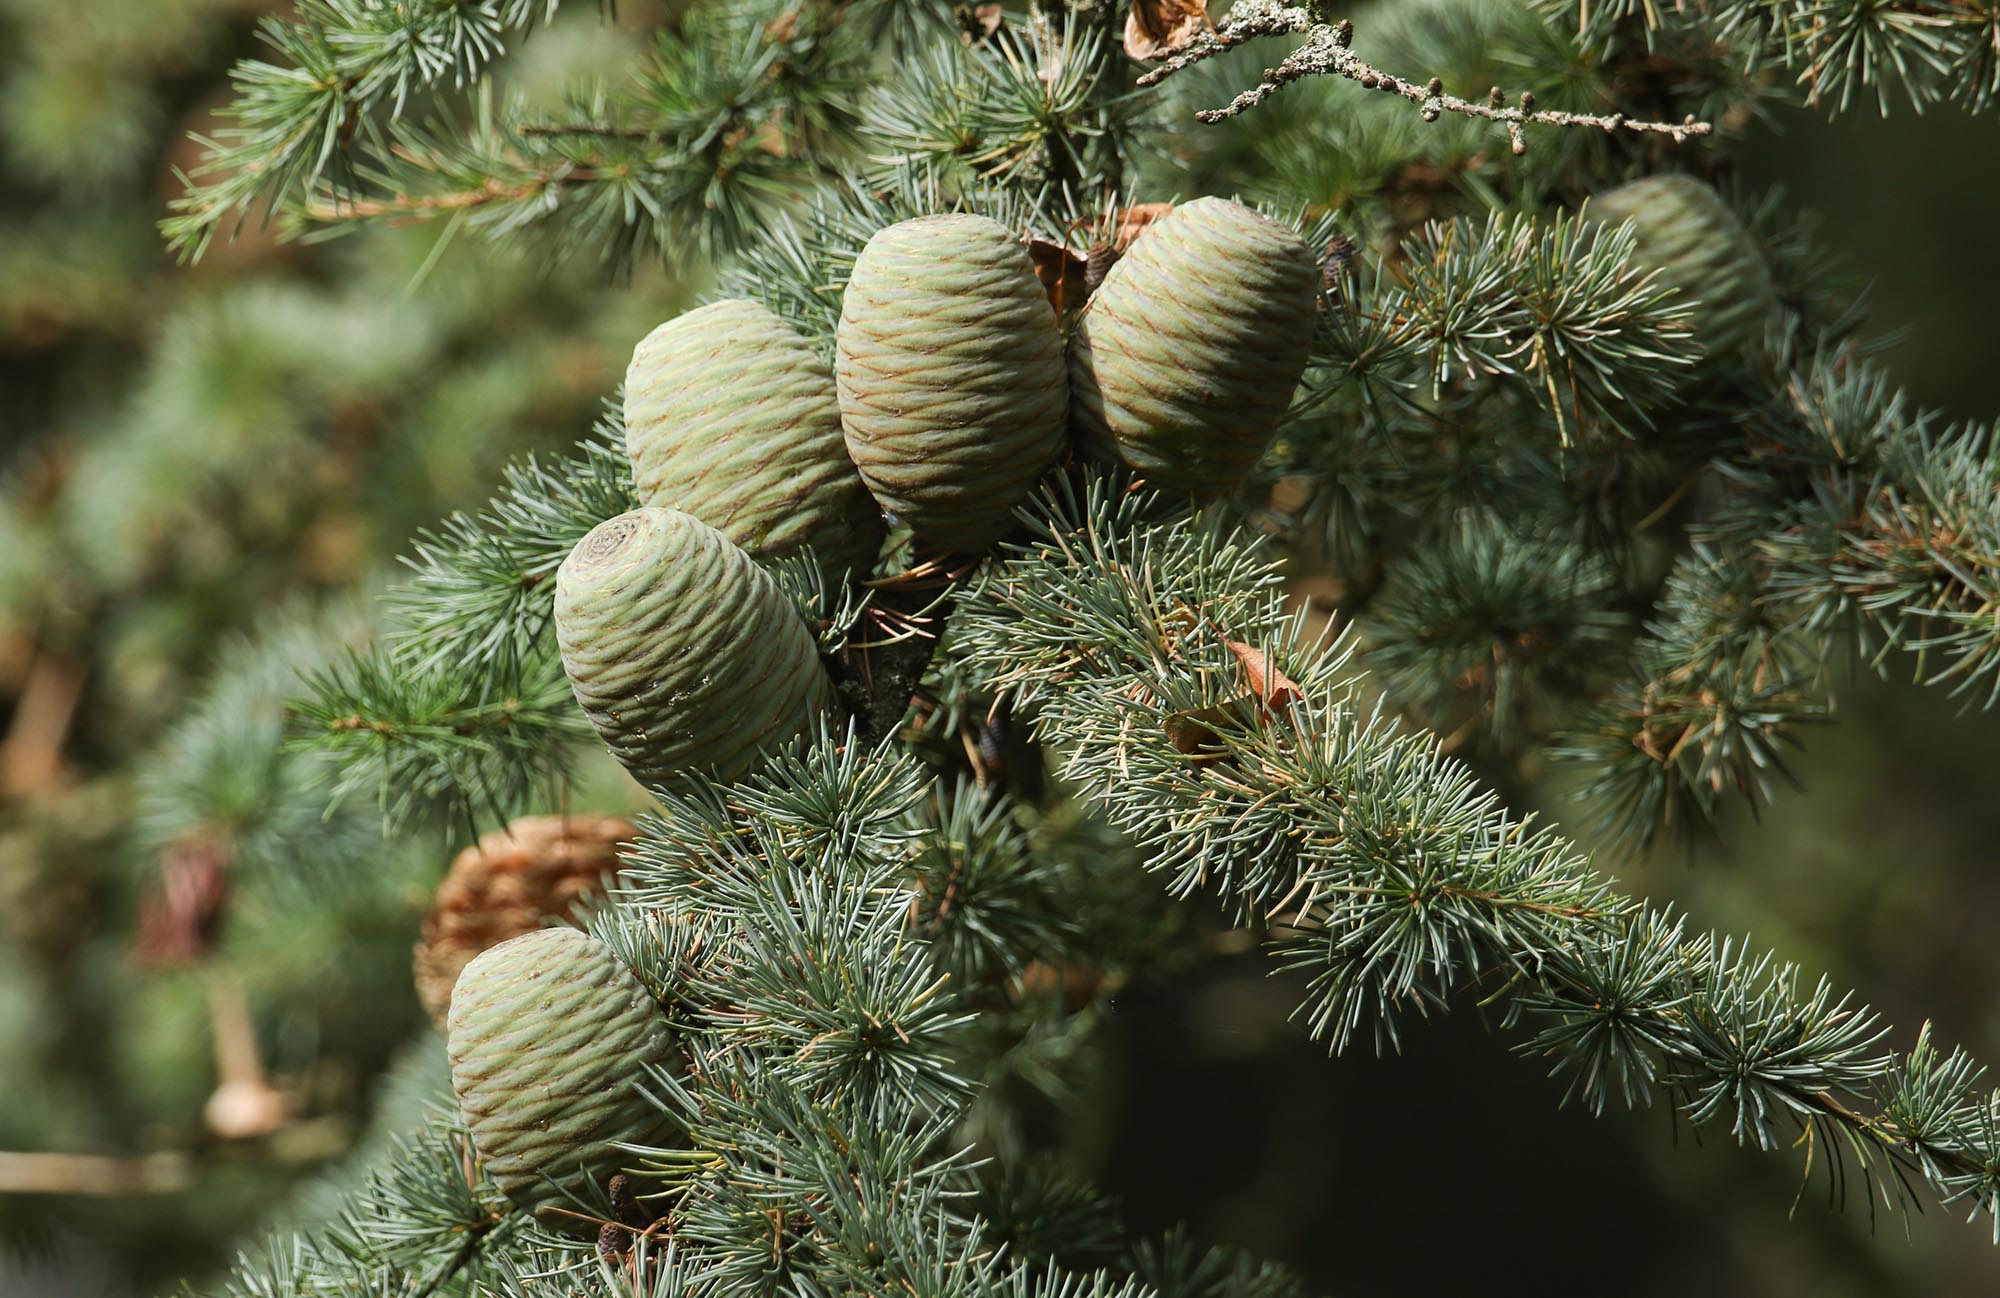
555, 507, 832, 789
835, 214, 1068, 551
1069, 197, 1319, 492
624, 300, 885, 577
446, 926, 677, 1214
1589, 175, 1778, 368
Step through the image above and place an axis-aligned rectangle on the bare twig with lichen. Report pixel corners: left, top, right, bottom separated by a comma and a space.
1136, 1, 1711, 152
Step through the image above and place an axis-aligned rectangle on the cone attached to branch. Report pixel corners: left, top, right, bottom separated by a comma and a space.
1069, 196, 1320, 493
1072, 196, 1320, 492
446, 927, 678, 1215
835, 214, 1068, 551
413, 815, 638, 1027
1588, 175, 1777, 370
556, 507, 832, 790
624, 300, 885, 577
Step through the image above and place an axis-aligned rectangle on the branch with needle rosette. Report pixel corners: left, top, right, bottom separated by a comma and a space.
1127, 0, 1712, 152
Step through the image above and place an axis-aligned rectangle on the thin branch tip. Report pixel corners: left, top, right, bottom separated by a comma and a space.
1138, 3, 1712, 148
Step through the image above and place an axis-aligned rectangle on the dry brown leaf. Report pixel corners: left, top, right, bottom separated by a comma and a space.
1106, 200, 1176, 250
1124, 0, 1212, 61
1160, 616, 1303, 757
1165, 698, 1257, 755
1024, 203, 1178, 314
1024, 235, 1089, 317
1222, 637, 1304, 713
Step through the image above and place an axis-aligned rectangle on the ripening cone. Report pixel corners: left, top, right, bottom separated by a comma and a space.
835, 214, 1068, 550
556, 507, 832, 789
1069, 197, 1320, 492
624, 300, 885, 577
1589, 175, 1778, 367
446, 927, 677, 1214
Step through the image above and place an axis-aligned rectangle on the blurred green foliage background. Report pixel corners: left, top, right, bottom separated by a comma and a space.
1, 3, 1997, 1295
0, 3, 676, 1290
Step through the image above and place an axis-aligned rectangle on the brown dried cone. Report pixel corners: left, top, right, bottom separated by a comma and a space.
556, 507, 834, 789
624, 300, 885, 577
835, 214, 1068, 551
447, 927, 679, 1217
1069, 196, 1320, 492
413, 814, 638, 1027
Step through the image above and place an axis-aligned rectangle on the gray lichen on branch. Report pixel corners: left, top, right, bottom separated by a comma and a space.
1137, 1, 1712, 152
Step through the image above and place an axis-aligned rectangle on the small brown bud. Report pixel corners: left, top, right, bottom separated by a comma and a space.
1320, 235, 1358, 299
610, 1172, 645, 1226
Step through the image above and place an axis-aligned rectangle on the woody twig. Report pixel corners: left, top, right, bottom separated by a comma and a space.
1136, 2, 1711, 153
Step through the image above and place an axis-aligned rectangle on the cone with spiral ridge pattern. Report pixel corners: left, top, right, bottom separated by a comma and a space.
1069, 197, 1320, 492
446, 926, 677, 1215
1588, 175, 1777, 371
624, 300, 885, 577
556, 507, 832, 790
835, 214, 1068, 550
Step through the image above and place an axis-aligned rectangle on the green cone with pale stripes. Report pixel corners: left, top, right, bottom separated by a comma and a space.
835, 214, 1067, 551
624, 300, 885, 577
1069, 197, 1320, 493
1589, 175, 1777, 369
446, 927, 677, 1214
555, 507, 832, 790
